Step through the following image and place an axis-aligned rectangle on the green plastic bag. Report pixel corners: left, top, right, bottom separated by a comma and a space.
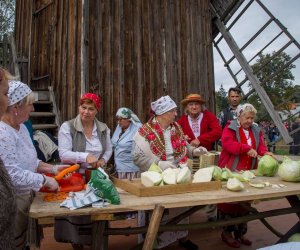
89, 168, 120, 205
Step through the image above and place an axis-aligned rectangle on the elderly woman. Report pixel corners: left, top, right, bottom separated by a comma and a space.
56, 93, 112, 249
0, 67, 16, 250
178, 93, 222, 150
218, 103, 274, 248
133, 95, 205, 250
0, 80, 60, 250
111, 107, 142, 179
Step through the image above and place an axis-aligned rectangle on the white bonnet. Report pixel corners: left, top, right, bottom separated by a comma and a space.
8, 80, 32, 106
151, 95, 177, 115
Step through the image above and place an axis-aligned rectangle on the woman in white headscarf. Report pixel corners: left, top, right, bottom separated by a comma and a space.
132, 95, 206, 250
111, 107, 142, 180
0, 80, 63, 249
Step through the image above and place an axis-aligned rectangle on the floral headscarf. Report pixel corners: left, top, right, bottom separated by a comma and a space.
116, 107, 141, 125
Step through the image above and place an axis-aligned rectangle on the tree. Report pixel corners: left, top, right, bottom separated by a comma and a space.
0, 0, 15, 38
215, 84, 228, 114
248, 51, 296, 121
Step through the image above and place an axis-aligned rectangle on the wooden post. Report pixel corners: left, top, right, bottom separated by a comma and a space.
92, 220, 108, 250
142, 204, 165, 250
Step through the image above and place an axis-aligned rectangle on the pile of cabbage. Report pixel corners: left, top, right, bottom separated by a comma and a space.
141, 163, 192, 186
141, 155, 300, 189
141, 163, 255, 188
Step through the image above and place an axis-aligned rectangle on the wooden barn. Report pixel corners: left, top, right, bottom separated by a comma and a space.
13, 0, 241, 132
13, 0, 297, 144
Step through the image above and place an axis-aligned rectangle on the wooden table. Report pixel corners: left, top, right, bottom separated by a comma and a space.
30, 176, 300, 250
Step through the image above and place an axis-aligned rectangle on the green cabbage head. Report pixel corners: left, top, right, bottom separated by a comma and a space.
257, 155, 278, 177
278, 157, 300, 182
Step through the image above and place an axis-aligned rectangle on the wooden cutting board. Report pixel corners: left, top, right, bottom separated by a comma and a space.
111, 177, 221, 197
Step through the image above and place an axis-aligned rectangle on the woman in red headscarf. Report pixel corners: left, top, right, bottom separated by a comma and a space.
56, 93, 112, 249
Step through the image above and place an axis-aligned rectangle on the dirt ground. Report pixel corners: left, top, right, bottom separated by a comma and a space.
39, 198, 298, 250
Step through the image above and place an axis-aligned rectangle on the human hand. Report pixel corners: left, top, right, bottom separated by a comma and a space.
43, 176, 59, 191
90, 158, 106, 168
247, 149, 258, 158
158, 161, 177, 171
52, 165, 70, 175
264, 151, 277, 160
86, 154, 98, 165
193, 146, 208, 157
190, 138, 200, 147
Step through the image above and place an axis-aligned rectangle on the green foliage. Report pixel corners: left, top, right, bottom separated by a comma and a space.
215, 84, 228, 114
248, 51, 296, 121
0, 0, 15, 37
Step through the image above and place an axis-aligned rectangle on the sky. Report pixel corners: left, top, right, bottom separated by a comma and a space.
213, 0, 300, 92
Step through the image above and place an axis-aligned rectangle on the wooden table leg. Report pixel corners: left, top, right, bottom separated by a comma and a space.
92, 220, 108, 250
142, 204, 165, 250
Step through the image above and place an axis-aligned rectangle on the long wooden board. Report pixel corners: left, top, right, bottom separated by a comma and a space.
111, 177, 221, 197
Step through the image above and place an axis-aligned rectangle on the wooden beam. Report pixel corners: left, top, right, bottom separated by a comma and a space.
142, 204, 165, 250
211, 4, 293, 144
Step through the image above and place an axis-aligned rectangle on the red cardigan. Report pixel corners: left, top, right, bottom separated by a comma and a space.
218, 122, 268, 171
177, 110, 222, 150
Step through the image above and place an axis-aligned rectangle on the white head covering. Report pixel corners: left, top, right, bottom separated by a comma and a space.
151, 95, 177, 115
116, 107, 141, 125
8, 80, 32, 106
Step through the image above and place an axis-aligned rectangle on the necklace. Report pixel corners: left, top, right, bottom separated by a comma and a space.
139, 117, 188, 163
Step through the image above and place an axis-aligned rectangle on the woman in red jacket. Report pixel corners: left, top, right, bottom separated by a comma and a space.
177, 94, 222, 151
218, 103, 274, 248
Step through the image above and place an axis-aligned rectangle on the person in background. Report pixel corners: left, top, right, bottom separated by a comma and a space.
0, 67, 16, 250
111, 107, 142, 219
178, 93, 222, 150
133, 95, 207, 250
177, 93, 222, 222
291, 117, 300, 155
218, 103, 274, 248
0, 80, 61, 250
56, 93, 112, 250
218, 87, 242, 129
111, 107, 142, 179
267, 123, 280, 153
24, 119, 60, 162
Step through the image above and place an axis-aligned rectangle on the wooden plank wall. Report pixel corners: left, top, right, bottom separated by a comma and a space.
15, 0, 216, 131
88, 0, 215, 129
15, 0, 82, 120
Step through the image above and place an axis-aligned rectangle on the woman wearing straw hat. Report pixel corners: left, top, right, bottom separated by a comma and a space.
178, 93, 222, 151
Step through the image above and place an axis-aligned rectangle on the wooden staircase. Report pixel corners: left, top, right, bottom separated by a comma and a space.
30, 87, 60, 136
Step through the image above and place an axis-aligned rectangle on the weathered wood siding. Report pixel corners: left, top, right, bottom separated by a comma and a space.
15, 0, 215, 130
88, 0, 215, 128
15, 0, 83, 120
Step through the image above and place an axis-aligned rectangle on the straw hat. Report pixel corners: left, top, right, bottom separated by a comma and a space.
181, 93, 205, 107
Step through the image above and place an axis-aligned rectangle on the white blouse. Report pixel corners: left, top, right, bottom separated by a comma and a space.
188, 113, 203, 138
58, 121, 112, 170
0, 122, 44, 194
